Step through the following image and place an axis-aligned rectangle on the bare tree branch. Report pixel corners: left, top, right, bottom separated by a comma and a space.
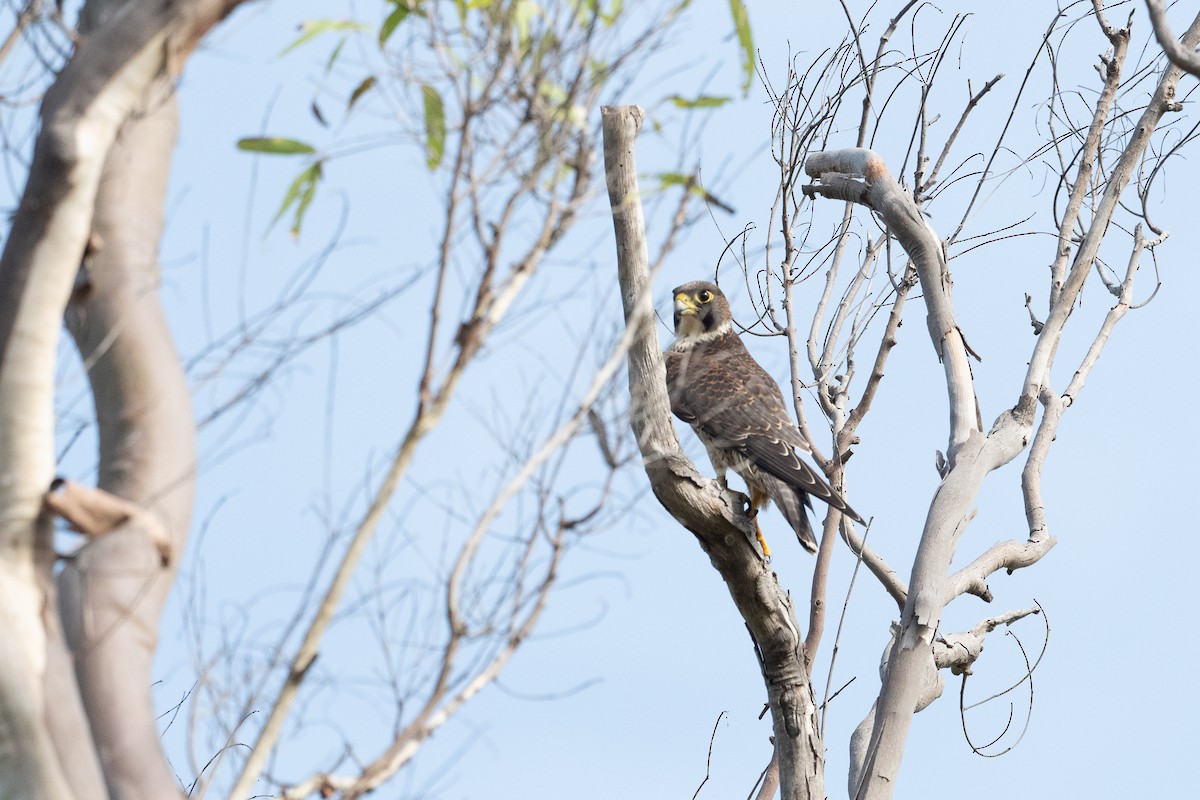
0, 2, 245, 796
840, 523, 906, 610
933, 605, 1042, 673
279, 262, 658, 799
805, 149, 979, 462
44, 480, 171, 564
223, 8, 708, 795
606, 104, 824, 800
804, 147, 1029, 800
800, 8, 1200, 794
1021, 12, 1197, 408
1147, 0, 1200, 77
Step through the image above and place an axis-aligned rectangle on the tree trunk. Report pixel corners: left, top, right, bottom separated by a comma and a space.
60, 82, 195, 800
0, 2, 245, 797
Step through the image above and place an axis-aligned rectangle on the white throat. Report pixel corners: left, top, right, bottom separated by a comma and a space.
670, 318, 731, 351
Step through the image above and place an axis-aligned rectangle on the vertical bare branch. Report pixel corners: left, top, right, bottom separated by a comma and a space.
0, 2, 245, 797
57, 60, 194, 800
1021, 13, 1198, 408
606, 104, 825, 800
804, 148, 1021, 800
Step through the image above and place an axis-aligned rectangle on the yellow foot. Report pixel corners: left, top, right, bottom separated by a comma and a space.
755, 522, 772, 559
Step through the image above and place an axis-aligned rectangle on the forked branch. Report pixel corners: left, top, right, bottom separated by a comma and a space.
804, 148, 979, 463
804, 148, 1029, 800
44, 479, 171, 565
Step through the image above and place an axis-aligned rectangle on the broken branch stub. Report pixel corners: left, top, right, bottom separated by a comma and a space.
44, 479, 172, 566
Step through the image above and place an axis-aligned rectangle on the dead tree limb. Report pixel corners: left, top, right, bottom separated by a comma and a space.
804, 148, 1031, 800
604, 104, 824, 800
1147, 0, 1200, 77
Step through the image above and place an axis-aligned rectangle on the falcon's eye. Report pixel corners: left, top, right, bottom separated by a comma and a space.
698, 290, 713, 303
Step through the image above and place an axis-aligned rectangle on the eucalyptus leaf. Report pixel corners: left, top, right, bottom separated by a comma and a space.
669, 94, 731, 109
727, 0, 754, 96
237, 137, 316, 155
281, 19, 368, 56
422, 84, 446, 170
349, 76, 377, 110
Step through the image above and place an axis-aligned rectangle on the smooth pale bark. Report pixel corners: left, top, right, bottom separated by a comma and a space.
803, 150, 1031, 799
1147, 0, 1200, 77
60, 83, 195, 800
802, 26, 1198, 784
0, 1, 244, 797
0, 13, 178, 800
603, 105, 825, 800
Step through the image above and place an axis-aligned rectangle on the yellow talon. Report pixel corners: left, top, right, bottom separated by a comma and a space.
755, 522, 772, 559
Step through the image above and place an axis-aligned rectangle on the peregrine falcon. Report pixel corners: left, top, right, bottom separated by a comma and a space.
664, 280, 863, 554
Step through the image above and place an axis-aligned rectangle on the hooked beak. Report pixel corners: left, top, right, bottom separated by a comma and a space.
674, 293, 698, 315
673, 293, 700, 333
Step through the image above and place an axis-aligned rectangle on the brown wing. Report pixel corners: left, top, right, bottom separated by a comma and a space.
666, 335, 862, 523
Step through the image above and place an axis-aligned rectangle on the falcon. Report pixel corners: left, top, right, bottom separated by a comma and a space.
664, 280, 863, 554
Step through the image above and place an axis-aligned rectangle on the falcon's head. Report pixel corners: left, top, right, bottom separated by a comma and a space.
672, 280, 732, 340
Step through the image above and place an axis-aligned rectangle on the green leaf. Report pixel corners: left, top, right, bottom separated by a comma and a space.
568, 0, 620, 26
325, 38, 346, 74
237, 137, 317, 155
513, 0, 539, 49
291, 163, 322, 237
457, 0, 491, 22
669, 94, 732, 109
348, 76, 377, 110
537, 80, 585, 129
271, 162, 324, 237
421, 83, 446, 170
272, 166, 312, 226
655, 172, 692, 189
588, 57, 609, 84
653, 172, 734, 213
281, 20, 368, 56
379, 3, 412, 47
727, 0, 754, 96
600, 0, 623, 25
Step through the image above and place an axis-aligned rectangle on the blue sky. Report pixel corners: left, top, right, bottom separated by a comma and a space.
29, 0, 1200, 797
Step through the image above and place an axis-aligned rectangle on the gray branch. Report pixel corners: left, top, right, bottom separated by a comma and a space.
0, 1, 247, 797
933, 605, 1042, 673
804, 150, 980, 463
604, 105, 824, 800
804, 149, 1033, 800
1147, 0, 1200, 78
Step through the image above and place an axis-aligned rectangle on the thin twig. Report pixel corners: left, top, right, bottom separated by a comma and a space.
691, 712, 728, 800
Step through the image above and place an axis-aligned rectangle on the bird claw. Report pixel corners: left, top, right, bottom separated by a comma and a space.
722, 489, 769, 559
756, 526, 772, 560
